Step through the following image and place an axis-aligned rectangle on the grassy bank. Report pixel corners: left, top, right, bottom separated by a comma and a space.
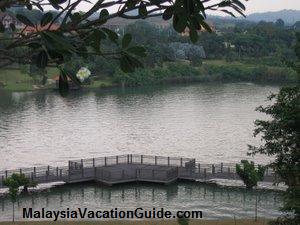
0, 67, 59, 92
113, 60, 298, 86
0, 219, 271, 225
0, 60, 297, 92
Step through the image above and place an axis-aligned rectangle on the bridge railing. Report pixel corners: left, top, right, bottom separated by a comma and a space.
69, 154, 196, 169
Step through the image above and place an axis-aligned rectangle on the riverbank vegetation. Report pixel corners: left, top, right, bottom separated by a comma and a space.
0, 16, 299, 92
0, 219, 271, 225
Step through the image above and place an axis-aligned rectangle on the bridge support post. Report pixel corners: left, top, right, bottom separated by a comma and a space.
130, 154, 133, 163
33, 167, 36, 177
19, 168, 22, 174
212, 165, 215, 174
167, 157, 170, 166
141, 155, 143, 164
127, 154, 129, 164
56, 167, 59, 177
180, 158, 183, 167
93, 158, 95, 168
221, 163, 223, 173
5, 170, 7, 179
81, 159, 84, 178
116, 156, 118, 165
155, 156, 157, 165
198, 164, 200, 174
228, 167, 230, 174
104, 157, 107, 167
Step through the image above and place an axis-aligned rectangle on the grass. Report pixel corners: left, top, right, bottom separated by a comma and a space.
0, 219, 271, 225
0, 67, 59, 92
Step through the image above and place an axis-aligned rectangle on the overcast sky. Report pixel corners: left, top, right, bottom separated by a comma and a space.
242, 0, 300, 14
52, 0, 300, 15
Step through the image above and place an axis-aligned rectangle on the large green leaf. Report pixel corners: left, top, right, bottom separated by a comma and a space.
41, 12, 53, 27
122, 33, 132, 48
99, 9, 109, 25
139, 2, 148, 17
163, 7, 173, 20
36, 51, 48, 68
16, 14, 34, 27
189, 28, 198, 43
173, 14, 187, 33
127, 46, 146, 57
102, 28, 118, 43
199, 20, 212, 32
232, 0, 246, 10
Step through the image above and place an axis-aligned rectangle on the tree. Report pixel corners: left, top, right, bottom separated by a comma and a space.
0, 0, 247, 93
248, 86, 300, 222
236, 160, 265, 189
275, 18, 285, 28
3, 173, 36, 222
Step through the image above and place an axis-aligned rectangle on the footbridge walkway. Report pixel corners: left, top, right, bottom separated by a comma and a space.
0, 154, 277, 188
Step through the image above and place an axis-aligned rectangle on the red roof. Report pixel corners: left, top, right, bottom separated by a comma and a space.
23, 23, 60, 33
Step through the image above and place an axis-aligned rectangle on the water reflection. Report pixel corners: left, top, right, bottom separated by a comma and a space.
0, 182, 283, 221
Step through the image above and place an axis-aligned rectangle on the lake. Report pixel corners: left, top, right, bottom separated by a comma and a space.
0, 83, 283, 221
0, 182, 283, 221
0, 83, 279, 169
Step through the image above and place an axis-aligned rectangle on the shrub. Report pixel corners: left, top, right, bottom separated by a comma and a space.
236, 160, 266, 189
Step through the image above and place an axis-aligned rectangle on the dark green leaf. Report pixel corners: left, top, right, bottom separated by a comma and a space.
102, 28, 118, 43
173, 14, 187, 33
231, 4, 246, 18
59, 70, 69, 97
0, 22, 5, 32
232, 0, 246, 10
26, 4, 33, 10
220, 9, 236, 18
120, 55, 134, 73
16, 14, 34, 27
139, 2, 148, 17
122, 33, 132, 48
127, 46, 146, 57
28, 42, 41, 49
36, 51, 48, 68
70, 12, 81, 23
41, 12, 53, 27
43, 31, 75, 51
99, 9, 109, 20
189, 28, 198, 43
199, 20, 212, 32
163, 7, 173, 20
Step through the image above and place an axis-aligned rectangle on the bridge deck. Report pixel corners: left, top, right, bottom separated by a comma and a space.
0, 154, 277, 188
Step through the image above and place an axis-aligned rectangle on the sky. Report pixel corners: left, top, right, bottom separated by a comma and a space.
239, 0, 300, 14
46, 0, 300, 15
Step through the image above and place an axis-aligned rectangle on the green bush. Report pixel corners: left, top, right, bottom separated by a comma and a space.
178, 217, 189, 225
236, 160, 266, 189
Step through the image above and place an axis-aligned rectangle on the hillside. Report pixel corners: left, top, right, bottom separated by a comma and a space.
246, 9, 300, 25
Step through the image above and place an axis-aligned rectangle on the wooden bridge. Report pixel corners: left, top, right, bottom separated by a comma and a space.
0, 154, 276, 188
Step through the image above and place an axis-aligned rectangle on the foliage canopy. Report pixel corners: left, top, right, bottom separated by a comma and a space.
0, 0, 247, 91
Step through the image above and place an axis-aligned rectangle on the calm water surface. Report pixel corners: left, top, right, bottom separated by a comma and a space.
0, 83, 279, 169
0, 182, 283, 221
